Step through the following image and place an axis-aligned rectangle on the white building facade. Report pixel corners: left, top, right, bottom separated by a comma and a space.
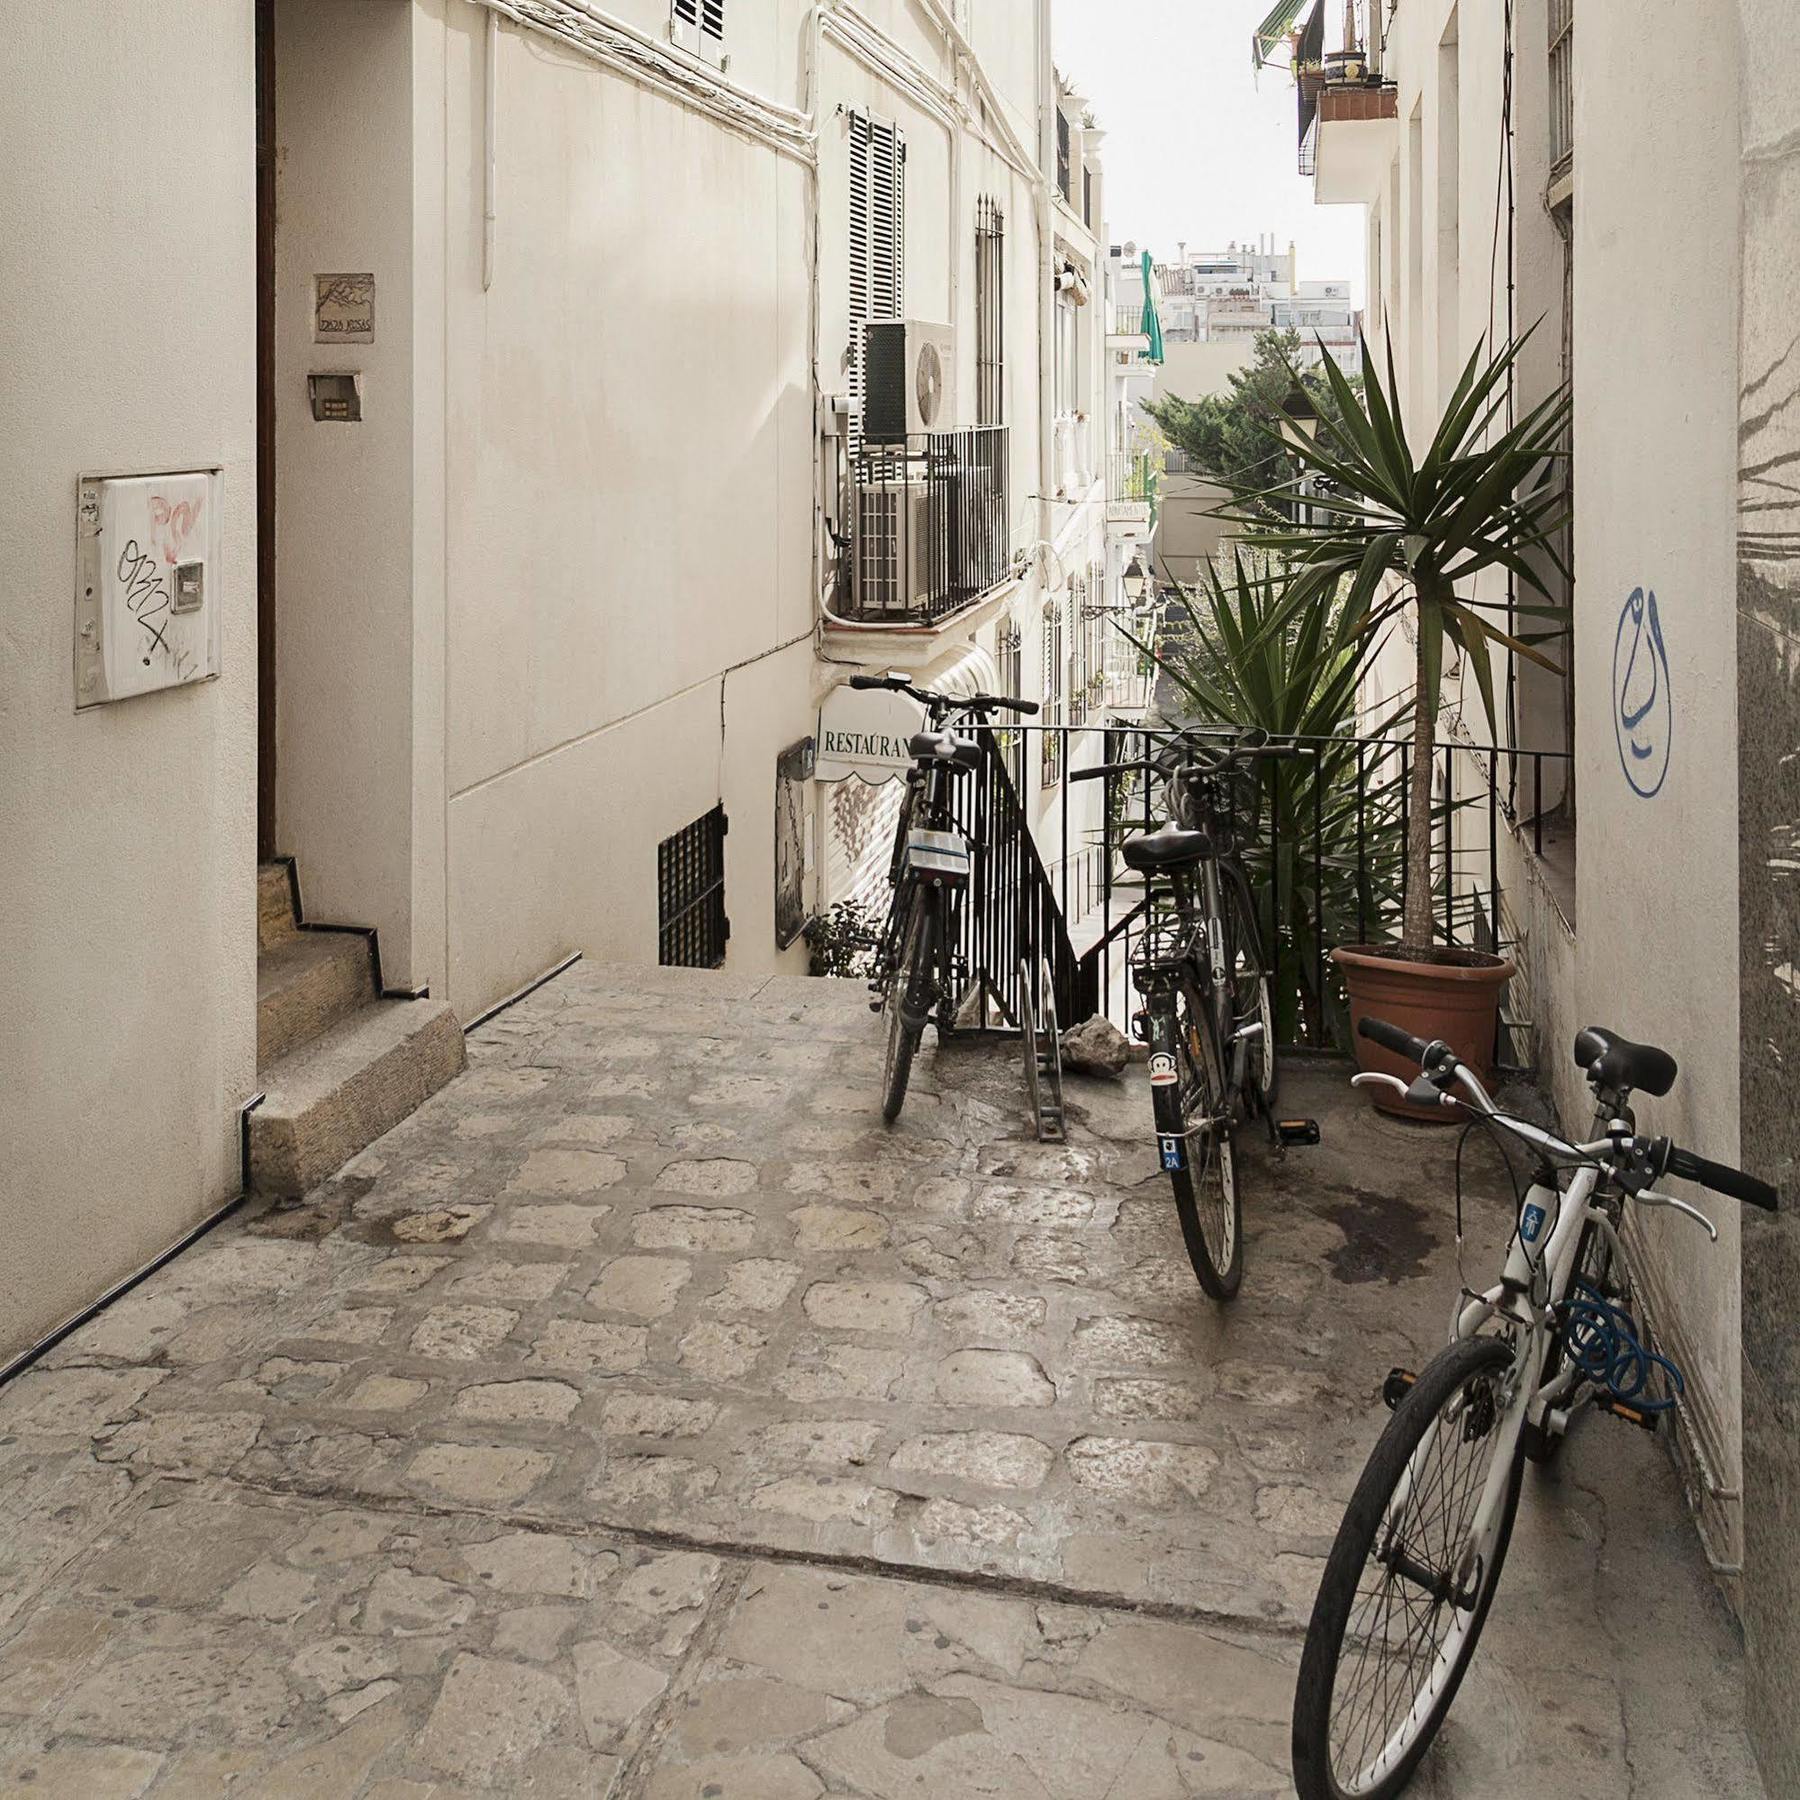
1294, 1, 1800, 1783
1, 0, 1115, 1369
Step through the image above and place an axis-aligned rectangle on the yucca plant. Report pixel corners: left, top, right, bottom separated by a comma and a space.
1222, 332, 1570, 952
1140, 550, 1415, 1046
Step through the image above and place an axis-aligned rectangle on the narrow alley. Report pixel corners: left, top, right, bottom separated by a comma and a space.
0, 966, 1759, 1797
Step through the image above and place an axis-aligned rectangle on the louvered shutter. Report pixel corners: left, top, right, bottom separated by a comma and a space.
672, 0, 725, 63
849, 113, 905, 454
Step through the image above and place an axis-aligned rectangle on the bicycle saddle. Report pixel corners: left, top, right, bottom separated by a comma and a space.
1573, 1025, 1678, 1098
1121, 824, 1212, 873
909, 731, 981, 771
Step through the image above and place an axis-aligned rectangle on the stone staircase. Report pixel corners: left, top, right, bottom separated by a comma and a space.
252, 863, 465, 1196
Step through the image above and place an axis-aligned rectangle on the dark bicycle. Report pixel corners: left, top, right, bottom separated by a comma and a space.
849, 672, 1039, 1124
1075, 726, 1303, 1297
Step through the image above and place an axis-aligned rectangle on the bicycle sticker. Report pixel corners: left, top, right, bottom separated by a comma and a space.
1520, 1202, 1547, 1244
1148, 1052, 1178, 1087
1159, 1134, 1185, 1171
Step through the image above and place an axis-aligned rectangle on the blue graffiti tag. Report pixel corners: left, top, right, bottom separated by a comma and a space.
1613, 587, 1671, 798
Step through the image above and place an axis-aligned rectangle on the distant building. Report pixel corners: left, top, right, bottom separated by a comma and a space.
1153, 238, 1361, 371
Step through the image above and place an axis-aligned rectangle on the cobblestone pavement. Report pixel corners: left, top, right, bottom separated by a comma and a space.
0, 965, 1762, 1796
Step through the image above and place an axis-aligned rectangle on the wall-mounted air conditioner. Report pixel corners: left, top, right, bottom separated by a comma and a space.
864, 320, 957, 443
854, 479, 942, 614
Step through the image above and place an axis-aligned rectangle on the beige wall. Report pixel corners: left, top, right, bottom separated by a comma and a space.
0, 4, 257, 1361
273, 0, 424, 981
1572, 0, 1743, 1558
1345, 0, 1748, 1561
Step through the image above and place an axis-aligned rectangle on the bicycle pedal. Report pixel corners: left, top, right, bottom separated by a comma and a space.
1381, 1367, 1418, 1411
1594, 1395, 1659, 1434
1275, 1117, 1321, 1148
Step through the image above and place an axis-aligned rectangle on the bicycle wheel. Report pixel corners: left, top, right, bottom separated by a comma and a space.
881, 888, 936, 1126
1148, 976, 1243, 1299
1293, 1335, 1525, 1800
1222, 863, 1277, 1107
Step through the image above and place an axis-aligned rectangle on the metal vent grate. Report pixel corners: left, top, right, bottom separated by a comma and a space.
659, 805, 729, 968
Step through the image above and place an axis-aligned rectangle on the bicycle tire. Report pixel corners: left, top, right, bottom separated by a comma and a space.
1293, 1335, 1525, 1800
1147, 976, 1243, 1300
1219, 858, 1277, 1109
881, 888, 935, 1126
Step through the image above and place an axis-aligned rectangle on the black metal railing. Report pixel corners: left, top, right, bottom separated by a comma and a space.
978, 723, 1574, 1059
842, 426, 1011, 625
944, 729, 1086, 1033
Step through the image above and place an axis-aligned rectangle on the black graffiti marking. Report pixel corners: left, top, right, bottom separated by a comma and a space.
114, 537, 195, 678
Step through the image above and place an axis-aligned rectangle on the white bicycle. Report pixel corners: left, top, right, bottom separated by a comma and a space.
1291, 1016, 1779, 1800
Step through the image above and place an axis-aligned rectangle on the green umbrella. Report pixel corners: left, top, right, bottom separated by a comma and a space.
1139, 249, 1165, 365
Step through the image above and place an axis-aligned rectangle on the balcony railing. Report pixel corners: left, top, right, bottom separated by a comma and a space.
841, 425, 1011, 626
1549, 0, 1573, 179
1295, 0, 1396, 179
1110, 304, 1149, 338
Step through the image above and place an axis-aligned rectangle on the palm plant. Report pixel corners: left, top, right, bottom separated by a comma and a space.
1142, 550, 1414, 1045
1223, 332, 1569, 952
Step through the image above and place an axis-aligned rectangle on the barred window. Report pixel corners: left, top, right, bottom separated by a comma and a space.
975, 198, 1005, 426
1041, 604, 1064, 788
658, 806, 729, 968
997, 617, 1024, 791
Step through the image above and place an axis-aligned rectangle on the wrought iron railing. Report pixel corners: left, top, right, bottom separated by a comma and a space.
842, 425, 1011, 626
1549, 0, 1574, 176
979, 723, 1574, 1060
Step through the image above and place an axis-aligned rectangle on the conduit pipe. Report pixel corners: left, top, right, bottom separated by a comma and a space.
483, 8, 498, 291
472, 0, 815, 165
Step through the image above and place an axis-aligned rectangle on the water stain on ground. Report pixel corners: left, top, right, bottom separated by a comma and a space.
1315, 1183, 1439, 1285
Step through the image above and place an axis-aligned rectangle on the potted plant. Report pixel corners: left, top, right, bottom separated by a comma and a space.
1223, 334, 1569, 1115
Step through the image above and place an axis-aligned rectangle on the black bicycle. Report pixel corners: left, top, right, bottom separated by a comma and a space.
849, 673, 1038, 1124
1075, 727, 1299, 1297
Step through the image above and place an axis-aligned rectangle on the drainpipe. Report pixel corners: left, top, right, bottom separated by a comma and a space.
483, 8, 498, 291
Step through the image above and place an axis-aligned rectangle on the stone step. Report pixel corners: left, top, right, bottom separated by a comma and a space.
258, 862, 298, 949
249, 998, 466, 1197
257, 927, 377, 1072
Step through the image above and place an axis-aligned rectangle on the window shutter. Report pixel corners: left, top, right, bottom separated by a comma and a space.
848, 113, 905, 454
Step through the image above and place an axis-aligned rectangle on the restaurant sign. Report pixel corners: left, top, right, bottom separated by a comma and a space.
814, 681, 927, 781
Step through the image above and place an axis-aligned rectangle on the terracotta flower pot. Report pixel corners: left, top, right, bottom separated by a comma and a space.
1332, 944, 1515, 1122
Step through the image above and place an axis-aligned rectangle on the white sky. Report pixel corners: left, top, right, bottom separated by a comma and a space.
1051, 0, 1368, 303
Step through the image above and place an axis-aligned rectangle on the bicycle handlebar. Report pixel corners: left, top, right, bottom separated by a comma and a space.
1358, 1015, 1432, 1064
1357, 1014, 1779, 1213
1662, 1142, 1779, 1212
845, 673, 1037, 715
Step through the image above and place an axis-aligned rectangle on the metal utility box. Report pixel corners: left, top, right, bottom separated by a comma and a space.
75, 469, 222, 709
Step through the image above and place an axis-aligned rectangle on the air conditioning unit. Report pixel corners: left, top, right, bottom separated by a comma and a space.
854, 478, 943, 615
864, 320, 957, 443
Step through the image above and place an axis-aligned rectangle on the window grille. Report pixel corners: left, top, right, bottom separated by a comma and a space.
1548, 0, 1573, 174
975, 198, 1006, 426
1068, 578, 1089, 728
849, 112, 905, 454
1041, 604, 1064, 788
997, 617, 1024, 790
658, 805, 729, 968
1056, 108, 1071, 201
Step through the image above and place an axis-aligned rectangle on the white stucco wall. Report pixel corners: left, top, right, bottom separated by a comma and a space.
1343, 0, 1747, 1557
0, 4, 257, 1361
1572, 0, 1743, 1547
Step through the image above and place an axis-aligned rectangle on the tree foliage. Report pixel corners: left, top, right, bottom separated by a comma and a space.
1142, 328, 1361, 512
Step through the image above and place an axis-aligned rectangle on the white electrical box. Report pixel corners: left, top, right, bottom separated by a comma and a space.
76, 469, 222, 709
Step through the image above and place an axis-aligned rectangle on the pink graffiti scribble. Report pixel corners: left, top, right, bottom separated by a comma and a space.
148, 494, 203, 567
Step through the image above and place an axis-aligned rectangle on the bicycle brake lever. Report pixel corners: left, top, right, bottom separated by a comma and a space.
1636, 1190, 1720, 1241
1351, 1072, 1412, 1100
